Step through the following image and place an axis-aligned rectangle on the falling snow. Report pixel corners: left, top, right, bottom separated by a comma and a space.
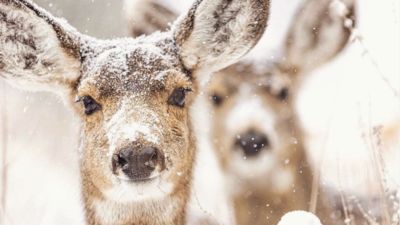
0, 0, 399, 225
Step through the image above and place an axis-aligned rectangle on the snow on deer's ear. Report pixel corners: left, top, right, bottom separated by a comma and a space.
0, 0, 84, 94
124, 0, 177, 37
284, 0, 356, 74
173, 0, 270, 74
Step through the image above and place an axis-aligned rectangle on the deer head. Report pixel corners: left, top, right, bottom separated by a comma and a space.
207, 0, 356, 195
0, 0, 270, 224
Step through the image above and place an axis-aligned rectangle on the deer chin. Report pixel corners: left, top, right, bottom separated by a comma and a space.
228, 147, 277, 181
226, 146, 295, 195
104, 174, 174, 203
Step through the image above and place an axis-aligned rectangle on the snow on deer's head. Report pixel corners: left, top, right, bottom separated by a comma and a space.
207, 0, 356, 193
0, 0, 269, 211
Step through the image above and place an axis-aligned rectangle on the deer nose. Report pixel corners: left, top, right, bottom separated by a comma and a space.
112, 146, 165, 181
235, 130, 270, 157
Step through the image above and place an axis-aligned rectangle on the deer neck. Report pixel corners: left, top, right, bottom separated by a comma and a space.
81, 181, 188, 225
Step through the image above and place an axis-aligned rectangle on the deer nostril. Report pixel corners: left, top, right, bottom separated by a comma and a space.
235, 131, 270, 157
117, 154, 128, 167
112, 150, 129, 172
142, 147, 159, 169
118, 149, 131, 165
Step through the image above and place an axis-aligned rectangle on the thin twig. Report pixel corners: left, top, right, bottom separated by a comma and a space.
353, 35, 399, 99
337, 156, 353, 225
367, 101, 392, 225
358, 99, 392, 225
350, 196, 379, 225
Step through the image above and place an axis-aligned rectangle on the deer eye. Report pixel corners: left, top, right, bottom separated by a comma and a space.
211, 94, 224, 107
77, 96, 102, 115
168, 88, 192, 108
276, 88, 289, 101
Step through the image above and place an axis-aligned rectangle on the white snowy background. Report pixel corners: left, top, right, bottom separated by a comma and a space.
0, 0, 399, 224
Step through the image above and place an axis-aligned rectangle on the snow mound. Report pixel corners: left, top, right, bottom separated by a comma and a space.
278, 211, 322, 225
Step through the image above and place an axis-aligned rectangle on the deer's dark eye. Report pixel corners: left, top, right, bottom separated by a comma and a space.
276, 88, 289, 101
168, 88, 192, 108
78, 96, 102, 115
211, 94, 224, 107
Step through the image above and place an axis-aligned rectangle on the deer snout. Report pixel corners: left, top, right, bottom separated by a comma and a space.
112, 146, 165, 182
235, 130, 270, 157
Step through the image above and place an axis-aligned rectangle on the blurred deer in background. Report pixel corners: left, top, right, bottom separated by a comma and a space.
124, 0, 361, 224
0, 0, 270, 224
208, 0, 358, 224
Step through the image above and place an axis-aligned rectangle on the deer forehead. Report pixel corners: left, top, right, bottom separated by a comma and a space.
210, 66, 293, 106
78, 35, 188, 98
226, 85, 277, 129
210, 71, 265, 99
105, 99, 162, 150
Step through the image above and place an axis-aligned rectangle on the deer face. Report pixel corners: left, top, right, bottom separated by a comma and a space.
74, 36, 196, 202
208, 64, 296, 192
1, 0, 270, 206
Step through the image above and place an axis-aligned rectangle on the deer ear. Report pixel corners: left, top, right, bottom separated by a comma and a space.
173, 0, 270, 74
124, 0, 177, 37
0, 0, 83, 94
284, 0, 356, 74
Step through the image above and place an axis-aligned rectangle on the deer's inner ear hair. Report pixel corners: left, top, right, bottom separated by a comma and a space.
76, 96, 102, 115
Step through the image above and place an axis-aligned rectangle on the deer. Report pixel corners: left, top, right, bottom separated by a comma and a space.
206, 0, 359, 224
123, 0, 360, 224
203, 0, 362, 224
0, 0, 271, 224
